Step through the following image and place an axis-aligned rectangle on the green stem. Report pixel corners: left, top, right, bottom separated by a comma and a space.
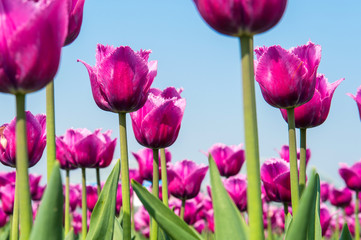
267, 207, 273, 240
15, 94, 32, 240
286, 108, 300, 215
180, 198, 186, 220
356, 192, 360, 240
81, 168, 87, 240
240, 35, 264, 240
150, 148, 159, 240
46, 81, 56, 181
283, 203, 288, 222
160, 148, 169, 207
96, 168, 101, 195
118, 113, 131, 240
11, 175, 19, 240
299, 128, 307, 196
65, 169, 70, 235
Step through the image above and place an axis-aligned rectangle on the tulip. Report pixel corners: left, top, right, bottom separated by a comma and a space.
130, 87, 186, 149
320, 204, 332, 236
170, 198, 201, 225
223, 174, 247, 212
168, 160, 208, 200
0, 183, 15, 215
207, 143, 245, 177
132, 148, 171, 181
277, 144, 311, 165
134, 206, 150, 238
320, 182, 330, 202
64, 0, 86, 46
339, 161, 361, 191
128, 168, 143, 185
0, 0, 68, 94
194, 219, 206, 234
72, 212, 82, 235
0, 112, 46, 168
260, 158, 291, 203
193, 0, 287, 36
86, 186, 98, 212
347, 85, 361, 121
280, 74, 344, 128
205, 209, 214, 233
329, 187, 352, 208
69, 184, 81, 212
32, 185, 45, 202
116, 184, 124, 215
78, 45, 157, 113
0, 208, 8, 228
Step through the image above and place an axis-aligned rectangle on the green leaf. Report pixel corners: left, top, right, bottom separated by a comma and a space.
30, 162, 63, 240
307, 173, 322, 240
339, 223, 353, 240
86, 159, 121, 240
65, 229, 76, 240
112, 217, 123, 240
131, 180, 203, 240
208, 155, 248, 240
0, 222, 10, 240
285, 170, 319, 240
158, 228, 172, 240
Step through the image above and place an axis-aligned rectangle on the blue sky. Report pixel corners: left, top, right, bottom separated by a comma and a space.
0, 1, 361, 187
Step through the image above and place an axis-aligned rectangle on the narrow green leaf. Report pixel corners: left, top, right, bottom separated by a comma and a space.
208, 155, 248, 240
65, 229, 76, 240
307, 173, 321, 240
158, 228, 172, 240
339, 223, 352, 240
131, 180, 203, 240
112, 217, 123, 240
285, 170, 319, 240
284, 213, 293, 239
30, 162, 63, 240
86, 159, 121, 240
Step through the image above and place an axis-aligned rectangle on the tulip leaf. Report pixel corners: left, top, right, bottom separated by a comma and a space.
284, 213, 293, 239
29, 162, 63, 240
112, 217, 123, 240
86, 159, 121, 240
285, 170, 319, 240
339, 223, 352, 240
0, 223, 10, 240
158, 228, 172, 240
131, 180, 203, 240
65, 229, 76, 240
208, 155, 249, 240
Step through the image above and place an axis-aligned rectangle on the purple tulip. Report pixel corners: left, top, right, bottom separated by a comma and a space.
29, 174, 42, 200
72, 212, 82, 235
320, 204, 332, 236
194, 219, 206, 234
168, 160, 208, 200
0, 0, 68, 94
277, 144, 311, 165
129, 168, 143, 184
207, 143, 245, 177
0, 111, 46, 168
79, 45, 157, 113
0, 208, 8, 227
254, 42, 321, 109
116, 183, 124, 215
347, 85, 361, 121
32, 185, 45, 201
64, 0, 86, 46
193, 0, 287, 36
205, 209, 214, 232
132, 148, 171, 181
134, 206, 150, 238
280, 74, 344, 128
86, 185, 98, 212
170, 198, 201, 225
261, 158, 291, 203
320, 182, 330, 202
69, 184, 81, 212
223, 174, 247, 212
339, 161, 361, 191
130, 87, 186, 149
0, 183, 15, 215
56, 128, 116, 168
329, 187, 352, 208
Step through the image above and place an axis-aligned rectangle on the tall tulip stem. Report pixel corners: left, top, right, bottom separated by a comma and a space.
150, 148, 159, 240
15, 93, 33, 240
180, 198, 186, 220
81, 168, 87, 240
65, 169, 70, 235
287, 108, 300, 215
160, 148, 169, 206
118, 113, 131, 240
299, 128, 307, 195
240, 35, 264, 240
46, 81, 56, 181
96, 167, 101, 195
356, 191, 360, 240
11, 175, 19, 240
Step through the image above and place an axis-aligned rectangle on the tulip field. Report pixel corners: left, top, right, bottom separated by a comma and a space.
1, 1, 361, 240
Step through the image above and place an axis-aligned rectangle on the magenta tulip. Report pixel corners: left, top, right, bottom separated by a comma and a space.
86, 185, 98, 212
128, 168, 143, 184
329, 187, 352, 208
280, 74, 344, 128
207, 143, 245, 177
29, 174, 42, 200
0, 183, 15, 215
347, 85, 361, 121
205, 209, 214, 232
72, 212, 82, 235
320, 182, 330, 202
78, 45, 157, 113
193, 0, 287, 36
194, 219, 206, 234
320, 204, 332, 236
170, 198, 201, 225
130, 87, 186, 149
168, 160, 208, 200
69, 184, 81, 212
56, 128, 116, 168
0, 111, 46, 168
223, 174, 247, 212
339, 161, 361, 191
0, 208, 8, 227
0, 0, 68, 94
134, 206, 150, 238
116, 183, 124, 214
132, 148, 171, 181
277, 144, 311, 165
64, 0, 86, 46
261, 158, 291, 203
254, 42, 321, 109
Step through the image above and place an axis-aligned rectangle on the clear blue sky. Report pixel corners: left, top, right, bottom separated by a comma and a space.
0, 1, 360, 187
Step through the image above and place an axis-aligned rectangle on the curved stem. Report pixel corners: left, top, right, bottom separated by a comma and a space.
118, 113, 131, 240
180, 198, 186, 220
286, 108, 300, 215
46, 81, 56, 181
96, 168, 101, 195
150, 148, 159, 240
81, 168, 87, 240
65, 169, 70, 235
15, 94, 32, 240
299, 128, 307, 196
11, 174, 19, 240
240, 35, 264, 240
356, 191, 360, 240
160, 148, 169, 207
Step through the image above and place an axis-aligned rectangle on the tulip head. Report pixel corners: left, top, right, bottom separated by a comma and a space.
223, 174, 247, 212
347, 85, 361, 121
339, 161, 361, 191
64, 0, 86, 46
329, 187, 352, 208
